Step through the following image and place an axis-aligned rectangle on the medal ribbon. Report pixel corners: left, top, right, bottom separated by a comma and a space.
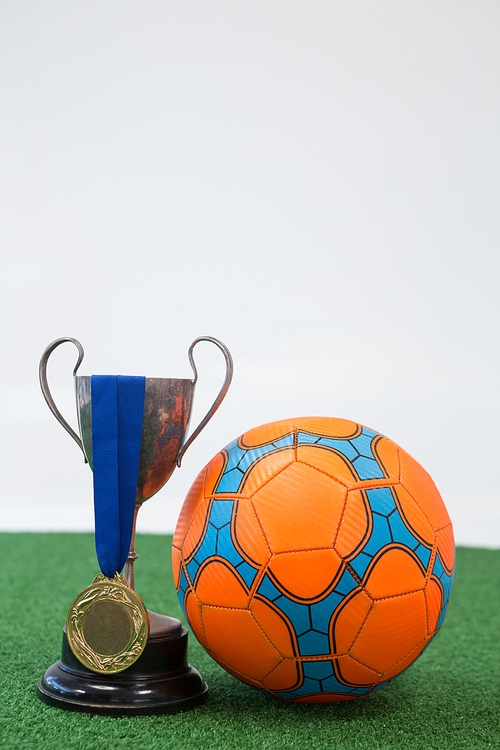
91, 375, 145, 578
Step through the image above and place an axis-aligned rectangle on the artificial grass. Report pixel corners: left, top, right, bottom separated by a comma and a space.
0, 533, 498, 750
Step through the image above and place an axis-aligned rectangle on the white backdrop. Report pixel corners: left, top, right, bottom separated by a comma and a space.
1, 1, 498, 547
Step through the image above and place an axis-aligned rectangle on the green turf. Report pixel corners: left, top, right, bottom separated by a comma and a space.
0, 534, 498, 750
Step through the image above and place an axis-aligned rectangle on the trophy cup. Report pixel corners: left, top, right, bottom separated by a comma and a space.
36, 336, 233, 716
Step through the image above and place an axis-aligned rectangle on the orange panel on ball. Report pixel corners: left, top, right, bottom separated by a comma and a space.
267, 548, 343, 601
350, 591, 428, 673
252, 463, 347, 553
173, 465, 207, 548
195, 560, 250, 608
399, 449, 451, 531
332, 589, 373, 654
424, 577, 443, 635
435, 524, 455, 573
296, 445, 354, 487
336, 655, 380, 685
363, 548, 426, 599
261, 659, 300, 691
335, 490, 371, 559
184, 590, 209, 650
243, 448, 296, 496
202, 606, 281, 681
233, 499, 271, 566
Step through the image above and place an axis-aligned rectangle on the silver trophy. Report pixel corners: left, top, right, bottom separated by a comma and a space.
36, 336, 233, 716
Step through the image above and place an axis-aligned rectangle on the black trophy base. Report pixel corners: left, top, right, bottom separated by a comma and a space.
37, 611, 208, 716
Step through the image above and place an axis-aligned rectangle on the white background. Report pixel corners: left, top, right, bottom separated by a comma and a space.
1, 1, 498, 547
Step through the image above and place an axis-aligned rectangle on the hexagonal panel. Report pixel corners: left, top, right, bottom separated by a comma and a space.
363, 548, 426, 599
252, 463, 347, 553
349, 591, 427, 673
243, 448, 295, 496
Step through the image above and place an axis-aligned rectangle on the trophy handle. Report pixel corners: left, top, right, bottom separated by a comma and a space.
176, 336, 233, 467
39, 337, 87, 461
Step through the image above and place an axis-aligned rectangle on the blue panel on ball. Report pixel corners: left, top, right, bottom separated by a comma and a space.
432, 553, 444, 580
273, 433, 295, 449
274, 595, 311, 637
297, 630, 330, 656
194, 521, 218, 562
257, 573, 283, 603
334, 567, 359, 597
179, 566, 189, 597
216, 523, 244, 567
352, 456, 385, 480
413, 543, 432, 570
216, 467, 245, 493
315, 437, 359, 461
321, 675, 370, 695
209, 500, 234, 529
387, 508, 421, 549
186, 557, 200, 585
349, 551, 373, 579
310, 590, 343, 633
276, 677, 324, 700
223, 439, 243, 470
361, 513, 392, 558
366, 487, 397, 515
296, 431, 320, 445
302, 660, 335, 681
235, 559, 260, 590
237, 448, 265, 472
351, 428, 378, 457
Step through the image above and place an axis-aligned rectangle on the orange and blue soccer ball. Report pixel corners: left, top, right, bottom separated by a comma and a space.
172, 417, 454, 702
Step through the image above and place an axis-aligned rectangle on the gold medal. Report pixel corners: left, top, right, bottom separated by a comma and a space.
66, 574, 150, 674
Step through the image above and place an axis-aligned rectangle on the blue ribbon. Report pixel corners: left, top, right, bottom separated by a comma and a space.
91, 375, 145, 578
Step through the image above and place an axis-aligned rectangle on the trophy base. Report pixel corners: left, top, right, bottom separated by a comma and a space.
37, 610, 208, 716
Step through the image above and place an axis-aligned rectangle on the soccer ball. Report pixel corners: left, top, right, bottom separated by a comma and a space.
172, 417, 454, 703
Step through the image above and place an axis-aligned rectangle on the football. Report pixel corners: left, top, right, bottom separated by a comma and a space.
172, 417, 454, 702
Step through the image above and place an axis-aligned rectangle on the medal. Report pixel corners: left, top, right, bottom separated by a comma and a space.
66, 574, 150, 674
66, 375, 149, 674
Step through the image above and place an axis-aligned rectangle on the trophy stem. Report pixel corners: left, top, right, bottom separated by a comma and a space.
124, 503, 141, 591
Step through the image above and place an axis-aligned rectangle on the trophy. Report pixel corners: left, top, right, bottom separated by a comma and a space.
36, 336, 233, 716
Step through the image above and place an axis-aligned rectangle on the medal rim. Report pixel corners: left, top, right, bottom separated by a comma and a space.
66, 574, 150, 675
